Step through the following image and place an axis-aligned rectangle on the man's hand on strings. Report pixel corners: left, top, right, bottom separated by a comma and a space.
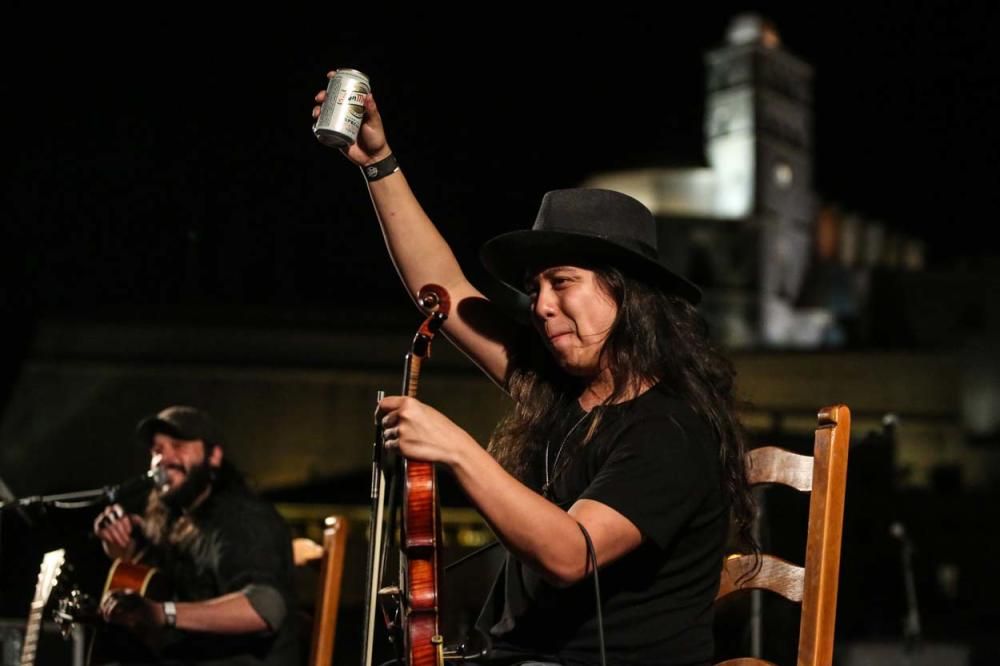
101, 589, 164, 630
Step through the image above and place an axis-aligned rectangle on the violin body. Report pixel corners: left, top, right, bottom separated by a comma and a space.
402, 455, 444, 665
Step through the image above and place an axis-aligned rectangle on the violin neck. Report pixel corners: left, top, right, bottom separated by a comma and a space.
402, 352, 423, 398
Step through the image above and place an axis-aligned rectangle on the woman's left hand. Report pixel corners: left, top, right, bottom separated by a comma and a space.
377, 396, 476, 467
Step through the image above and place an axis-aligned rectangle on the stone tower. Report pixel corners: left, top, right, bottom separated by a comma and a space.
704, 14, 817, 345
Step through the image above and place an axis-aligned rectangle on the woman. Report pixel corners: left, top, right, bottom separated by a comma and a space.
312, 73, 756, 666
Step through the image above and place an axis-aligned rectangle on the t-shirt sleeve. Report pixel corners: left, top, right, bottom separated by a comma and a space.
579, 415, 715, 550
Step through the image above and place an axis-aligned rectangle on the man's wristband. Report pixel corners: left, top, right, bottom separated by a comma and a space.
363, 153, 399, 182
163, 600, 177, 628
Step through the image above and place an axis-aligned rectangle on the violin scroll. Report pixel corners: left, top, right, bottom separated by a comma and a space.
417, 285, 451, 317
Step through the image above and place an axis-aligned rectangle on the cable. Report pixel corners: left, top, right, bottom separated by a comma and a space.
577, 522, 606, 666
438, 529, 604, 664
444, 540, 500, 572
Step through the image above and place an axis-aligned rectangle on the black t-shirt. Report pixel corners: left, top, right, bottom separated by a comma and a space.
110, 486, 300, 666
478, 385, 728, 666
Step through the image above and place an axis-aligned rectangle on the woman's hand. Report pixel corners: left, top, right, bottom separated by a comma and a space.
378, 396, 477, 467
312, 70, 391, 166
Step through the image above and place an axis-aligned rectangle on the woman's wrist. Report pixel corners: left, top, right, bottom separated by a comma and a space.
449, 434, 494, 480
363, 148, 393, 167
362, 152, 399, 182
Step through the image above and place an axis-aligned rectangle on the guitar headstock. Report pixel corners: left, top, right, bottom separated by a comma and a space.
54, 586, 98, 637
42, 553, 101, 634
21, 549, 68, 666
32, 549, 66, 605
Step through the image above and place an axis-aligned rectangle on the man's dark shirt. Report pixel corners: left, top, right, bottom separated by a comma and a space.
98, 483, 300, 666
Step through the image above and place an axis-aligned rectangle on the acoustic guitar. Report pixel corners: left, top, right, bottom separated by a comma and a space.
55, 556, 168, 623
54, 556, 169, 665
20, 549, 65, 666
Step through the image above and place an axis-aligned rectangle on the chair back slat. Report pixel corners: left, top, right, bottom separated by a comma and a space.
747, 446, 813, 491
715, 405, 850, 666
717, 553, 804, 603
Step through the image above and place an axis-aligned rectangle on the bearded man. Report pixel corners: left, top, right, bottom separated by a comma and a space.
92, 405, 299, 666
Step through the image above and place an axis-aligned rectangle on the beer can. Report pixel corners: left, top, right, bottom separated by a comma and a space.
313, 69, 371, 148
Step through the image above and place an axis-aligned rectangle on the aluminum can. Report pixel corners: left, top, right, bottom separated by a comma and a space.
313, 69, 371, 148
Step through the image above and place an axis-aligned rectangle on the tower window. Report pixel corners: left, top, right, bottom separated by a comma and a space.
774, 162, 794, 188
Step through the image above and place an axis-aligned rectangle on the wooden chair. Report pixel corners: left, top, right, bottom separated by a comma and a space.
293, 515, 350, 666
716, 404, 851, 666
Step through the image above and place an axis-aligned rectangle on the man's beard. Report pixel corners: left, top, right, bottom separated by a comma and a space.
142, 461, 214, 548
160, 460, 214, 511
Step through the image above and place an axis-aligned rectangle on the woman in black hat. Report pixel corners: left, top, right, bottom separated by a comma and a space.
314, 76, 756, 665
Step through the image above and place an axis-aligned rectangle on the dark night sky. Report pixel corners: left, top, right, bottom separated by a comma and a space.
6, 3, 1000, 315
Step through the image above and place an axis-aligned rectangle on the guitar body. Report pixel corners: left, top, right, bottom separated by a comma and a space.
102, 559, 168, 603
55, 557, 170, 666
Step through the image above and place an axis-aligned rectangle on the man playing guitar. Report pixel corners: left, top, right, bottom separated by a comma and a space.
92, 405, 299, 665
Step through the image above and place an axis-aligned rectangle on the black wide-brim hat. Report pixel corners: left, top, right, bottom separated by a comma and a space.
480, 188, 701, 304
136, 405, 224, 449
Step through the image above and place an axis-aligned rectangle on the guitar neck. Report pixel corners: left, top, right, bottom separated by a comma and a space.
20, 549, 65, 666
19, 604, 45, 666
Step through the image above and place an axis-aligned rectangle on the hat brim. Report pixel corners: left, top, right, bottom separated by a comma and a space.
480, 230, 701, 305
136, 417, 192, 447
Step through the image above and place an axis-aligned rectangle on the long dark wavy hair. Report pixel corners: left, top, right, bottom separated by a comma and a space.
488, 265, 758, 555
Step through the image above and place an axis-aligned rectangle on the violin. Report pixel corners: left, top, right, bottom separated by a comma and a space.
363, 284, 451, 666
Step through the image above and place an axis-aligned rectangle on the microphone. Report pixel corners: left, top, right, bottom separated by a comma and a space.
106, 467, 168, 504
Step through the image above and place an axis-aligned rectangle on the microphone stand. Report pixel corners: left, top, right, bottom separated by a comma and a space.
0, 486, 122, 513
0, 468, 164, 514
1, 481, 137, 666
0, 474, 23, 589
890, 521, 922, 661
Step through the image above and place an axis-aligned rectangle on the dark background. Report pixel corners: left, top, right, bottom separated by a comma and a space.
4, 3, 999, 664
6, 3, 999, 318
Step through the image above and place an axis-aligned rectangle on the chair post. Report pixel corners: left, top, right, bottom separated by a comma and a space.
309, 515, 349, 666
797, 405, 850, 666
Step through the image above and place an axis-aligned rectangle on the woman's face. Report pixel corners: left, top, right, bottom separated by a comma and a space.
526, 265, 618, 378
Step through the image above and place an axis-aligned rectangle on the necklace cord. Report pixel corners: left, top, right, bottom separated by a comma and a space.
543, 410, 591, 496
